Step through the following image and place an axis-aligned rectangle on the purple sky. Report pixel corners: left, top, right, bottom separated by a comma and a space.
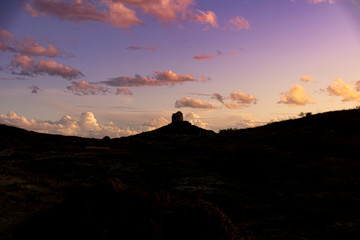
1, 0, 360, 138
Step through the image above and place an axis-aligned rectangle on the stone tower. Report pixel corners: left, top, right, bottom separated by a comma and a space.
171, 111, 183, 123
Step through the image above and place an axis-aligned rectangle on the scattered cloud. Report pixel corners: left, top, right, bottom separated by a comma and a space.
301, 75, 313, 83
327, 78, 360, 102
29, 85, 41, 93
184, 112, 208, 128
102, 70, 204, 87
175, 97, 215, 109
278, 84, 315, 106
127, 44, 160, 51
0, 111, 137, 138
226, 16, 250, 31
11, 55, 84, 80
0, 28, 14, 40
193, 54, 214, 61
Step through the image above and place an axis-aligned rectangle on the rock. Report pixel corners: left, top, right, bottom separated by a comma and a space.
171, 111, 183, 123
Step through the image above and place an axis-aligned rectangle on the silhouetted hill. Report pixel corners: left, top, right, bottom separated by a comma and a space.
1, 108, 360, 240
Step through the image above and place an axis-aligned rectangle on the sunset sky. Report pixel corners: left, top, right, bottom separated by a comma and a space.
1, 0, 360, 138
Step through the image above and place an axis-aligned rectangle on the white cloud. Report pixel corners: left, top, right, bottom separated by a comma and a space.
184, 112, 208, 128
0, 111, 137, 138
175, 97, 215, 109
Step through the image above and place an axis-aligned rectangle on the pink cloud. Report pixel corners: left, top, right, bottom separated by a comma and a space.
11, 54, 84, 80
278, 84, 315, 106
327, 78, 360, 102
127, 44, 160, 51
0, 28, 68, 57
18, 36, 60, 57
102, 70, 203, 87
175, 97, 215, 109
227, 16, 250, 31
0, 28, 14, 41
193, 54, 214, 61
194, 10, 218, 28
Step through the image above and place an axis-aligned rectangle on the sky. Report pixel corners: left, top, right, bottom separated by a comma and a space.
1, 0, 360, 138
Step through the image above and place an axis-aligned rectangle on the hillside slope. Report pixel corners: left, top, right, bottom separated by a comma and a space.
1, 108, 360, 240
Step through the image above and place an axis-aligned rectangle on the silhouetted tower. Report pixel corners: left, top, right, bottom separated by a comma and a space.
172, 111, 183, 123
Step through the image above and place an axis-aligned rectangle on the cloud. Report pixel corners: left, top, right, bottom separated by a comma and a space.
184, 112, 208, 128
24, 0, 143, 29
211, 93, 225, 104
127, 44, 160, 51
175, 97, 215, 109
307, 0, 335, 4
0, 28, 14, 40
327, 78, 360, 102
193, 54, 214, 61
301, 75, 313, 83
102, 70, 203, 87
29, 85, 41, 93
0, 111, 137, 138
278, 84, 315, 106
227, 16, 250, 31
0, 28, 70, 57
142, 116, 170, 130
11, 55, 84, 80
18, 36, 60, 57
116, 88, 133, 95
67, 80, 110, 96
25, 0, 223, 30
229, 90, 257, 104
194, 10, 218, 28
228, 50, 239, 55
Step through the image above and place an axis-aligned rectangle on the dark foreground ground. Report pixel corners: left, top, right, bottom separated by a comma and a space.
1, 109, 360, 239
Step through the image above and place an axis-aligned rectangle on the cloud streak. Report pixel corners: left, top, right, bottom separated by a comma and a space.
102, 70, 205, 87
24, 0, 143, 29
127, 44, 160, 51
226, 16, 250, 31
193, 54, 214, 61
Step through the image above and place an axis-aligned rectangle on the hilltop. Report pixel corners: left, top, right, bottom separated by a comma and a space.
1, 108, 360, 240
